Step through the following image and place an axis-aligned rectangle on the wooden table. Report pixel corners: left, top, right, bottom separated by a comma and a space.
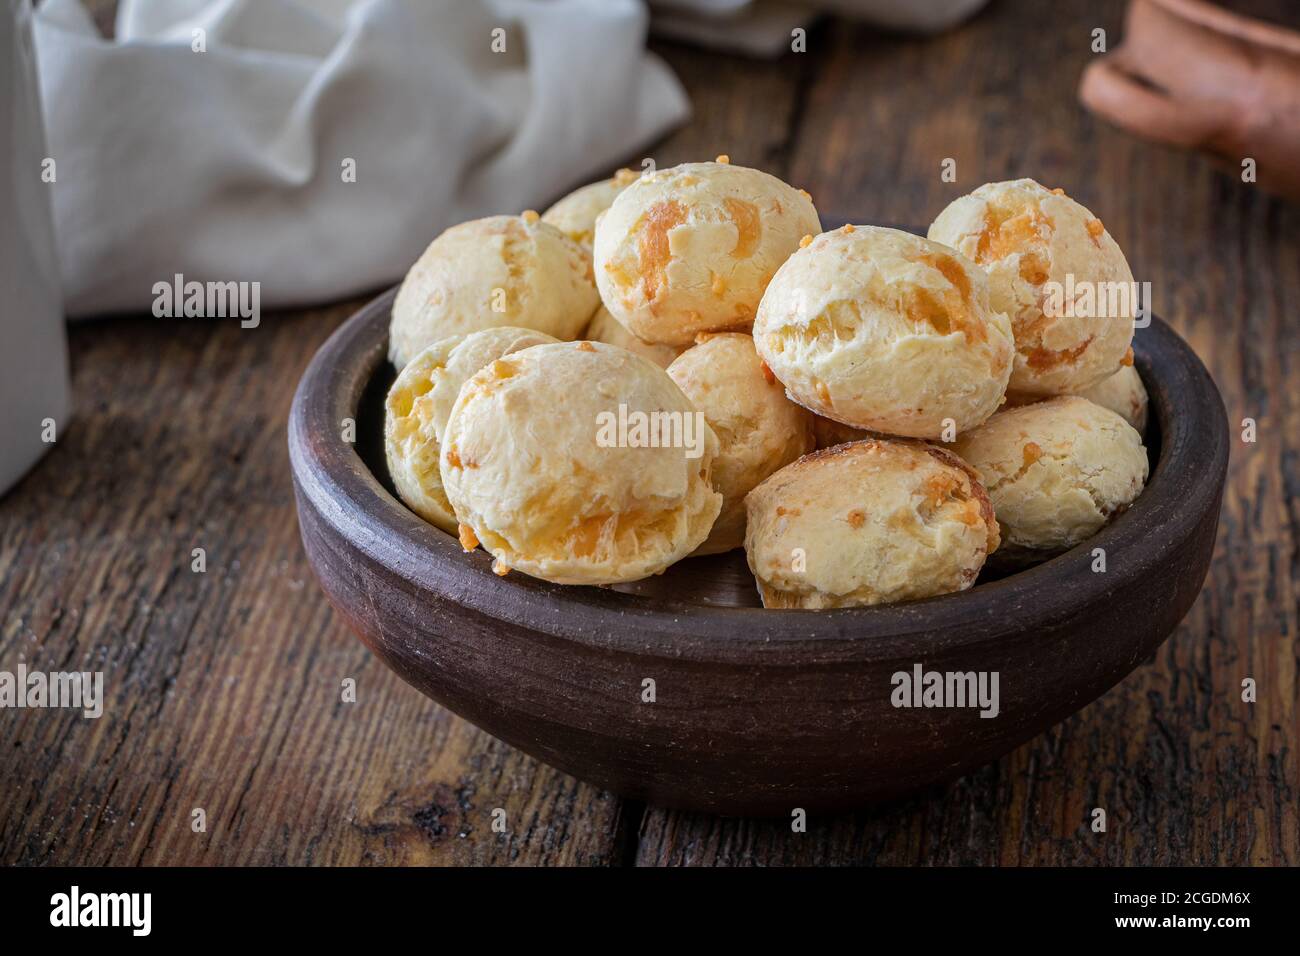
2, 0, 1296, 866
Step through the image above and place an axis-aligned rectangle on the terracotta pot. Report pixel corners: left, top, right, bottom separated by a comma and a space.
1080, 0, 1300, 201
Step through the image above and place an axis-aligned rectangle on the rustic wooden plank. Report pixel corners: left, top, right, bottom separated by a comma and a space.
4, 0, 1294, 867
636, 0, 1299, 865
0, 304, 636, 865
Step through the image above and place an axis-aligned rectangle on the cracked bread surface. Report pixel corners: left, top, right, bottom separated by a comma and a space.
743, 438, 998, 609
389, 213, 598, 368
440, 341, 722, 585
928, 179, 1135, 397
951, 395, 1148, 564
593, 161, 820, 346
753, 225, 1014, 439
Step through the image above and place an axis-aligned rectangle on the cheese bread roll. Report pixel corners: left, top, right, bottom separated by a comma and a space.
754, 225, 1013, 440
594, 160, 820, 345
390, 213, 598, 368
441, 341, 722, 584
542, 168, 638, 251
952, 396, 1148, 566
928, 179, 1135, 396
667, 333, 814, 554
385, 327, 560, 533
1006, 363, 1149, 434
744, 438, 999, 609
1073, 363, 1148, 434
583, 305, 684, 369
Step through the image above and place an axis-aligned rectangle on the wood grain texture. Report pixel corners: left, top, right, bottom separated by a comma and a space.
0, 306, 634, 865
2, 0, 1296, 865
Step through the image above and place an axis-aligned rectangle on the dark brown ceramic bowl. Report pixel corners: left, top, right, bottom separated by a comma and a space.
289, 289, 1227, 815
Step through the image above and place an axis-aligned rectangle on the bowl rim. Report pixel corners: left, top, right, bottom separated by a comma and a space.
289, 286, 1228, 665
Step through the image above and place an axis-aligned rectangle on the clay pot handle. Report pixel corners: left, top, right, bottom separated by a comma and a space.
1079, 52, 1220, 150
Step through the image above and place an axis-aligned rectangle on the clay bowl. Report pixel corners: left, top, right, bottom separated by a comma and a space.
289, 288, 1228, 816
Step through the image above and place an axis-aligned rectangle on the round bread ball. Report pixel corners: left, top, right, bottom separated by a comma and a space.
1073, 362, 1148, 434
384, 327, 560, 533
928, 179, 1135, 396
951, 396, 1148, 566
744, 439, 999, 609
667, 333, 814, 554
542, 168, 638, 250
441, 341, 722, 585
753, 225, 1014, 440
584, 305, 684, 369
1005, 361, 1149, 435
389, 213, 599, 369
593, 160, 820, 346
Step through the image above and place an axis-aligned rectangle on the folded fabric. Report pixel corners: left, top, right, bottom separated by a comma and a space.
33, 0, 689, 317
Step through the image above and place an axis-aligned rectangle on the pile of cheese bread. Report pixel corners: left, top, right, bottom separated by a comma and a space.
383, 157, 1148, 609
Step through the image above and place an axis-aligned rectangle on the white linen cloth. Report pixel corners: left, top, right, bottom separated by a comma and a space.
2, 0, 69, 495
33, 0, 689, 317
